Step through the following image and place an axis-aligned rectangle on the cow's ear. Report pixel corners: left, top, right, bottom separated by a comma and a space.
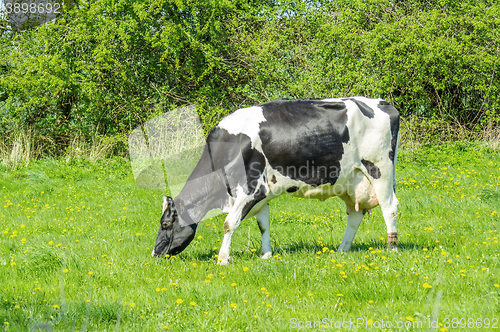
162, 196, 173, 214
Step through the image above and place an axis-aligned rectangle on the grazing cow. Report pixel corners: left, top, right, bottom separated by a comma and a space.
152, 97, 400, 265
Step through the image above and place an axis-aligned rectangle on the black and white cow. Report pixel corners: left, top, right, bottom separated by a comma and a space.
152, 97, 400, 265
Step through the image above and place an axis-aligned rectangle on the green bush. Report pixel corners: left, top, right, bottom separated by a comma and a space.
0, 0, 498, 156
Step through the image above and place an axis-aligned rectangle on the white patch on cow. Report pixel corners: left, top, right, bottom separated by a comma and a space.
217, 106, 267, 151
162, 196, 169, 213
337, 209, 364, 252
217, 184, 248, 265
319, 98, 344, 102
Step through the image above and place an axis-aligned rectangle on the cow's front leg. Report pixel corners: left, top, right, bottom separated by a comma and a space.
256, 204, 272, 259
338, 209, 364, 252
218, 212, 242, 265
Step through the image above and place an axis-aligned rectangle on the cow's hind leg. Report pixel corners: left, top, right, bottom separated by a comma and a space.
337, 209, 364, 252
372, 181, 399, 252
256, 204, 272, 259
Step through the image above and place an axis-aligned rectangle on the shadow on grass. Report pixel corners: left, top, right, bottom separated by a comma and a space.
151, 238, 441, 264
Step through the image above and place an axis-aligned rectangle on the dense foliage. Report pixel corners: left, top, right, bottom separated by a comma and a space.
0, 0, 499, 154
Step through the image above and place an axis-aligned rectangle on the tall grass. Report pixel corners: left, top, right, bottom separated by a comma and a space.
1, 114, 498, 172
0, 129, 33, 170
0, 130, 126, 170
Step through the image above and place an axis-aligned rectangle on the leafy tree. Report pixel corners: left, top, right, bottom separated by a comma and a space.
0, 0, 498, 157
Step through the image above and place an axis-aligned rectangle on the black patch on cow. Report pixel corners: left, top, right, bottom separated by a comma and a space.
286, 186, 299, 193
179, 127, 266, 221
350, 98, 375, 119
259, 99, 349, 187
361, 159, 381, 179
241, 185, 268, 219
377, 100, 400, 163
271, 175, 277, 184
204, 128, 266, 196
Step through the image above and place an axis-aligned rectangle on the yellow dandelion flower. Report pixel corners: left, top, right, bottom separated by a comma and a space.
52, 304, 60, 309
176, 299, 183, 304
63, 269, 69, 273
48, 241, 53, 245
231, 283, 237, 287
423, 282, 432, 289
243, 267, 249, 272
190, 301, 196, 306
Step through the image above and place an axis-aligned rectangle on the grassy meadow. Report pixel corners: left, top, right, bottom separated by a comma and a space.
0, 142, 499, 331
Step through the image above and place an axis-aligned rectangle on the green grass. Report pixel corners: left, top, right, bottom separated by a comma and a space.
1, 142, 499, 331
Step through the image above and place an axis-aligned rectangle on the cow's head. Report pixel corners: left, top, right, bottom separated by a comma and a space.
151, 196, 197, 258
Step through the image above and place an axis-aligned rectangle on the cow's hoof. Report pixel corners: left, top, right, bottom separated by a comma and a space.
337, 245, 350, 253
217, 258, 230, 265
217, 252, 231, 265
261, 252, 272, 259
387, 244, 400, 253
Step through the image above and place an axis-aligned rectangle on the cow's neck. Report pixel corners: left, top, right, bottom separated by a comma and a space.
174, 171, 228, 226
